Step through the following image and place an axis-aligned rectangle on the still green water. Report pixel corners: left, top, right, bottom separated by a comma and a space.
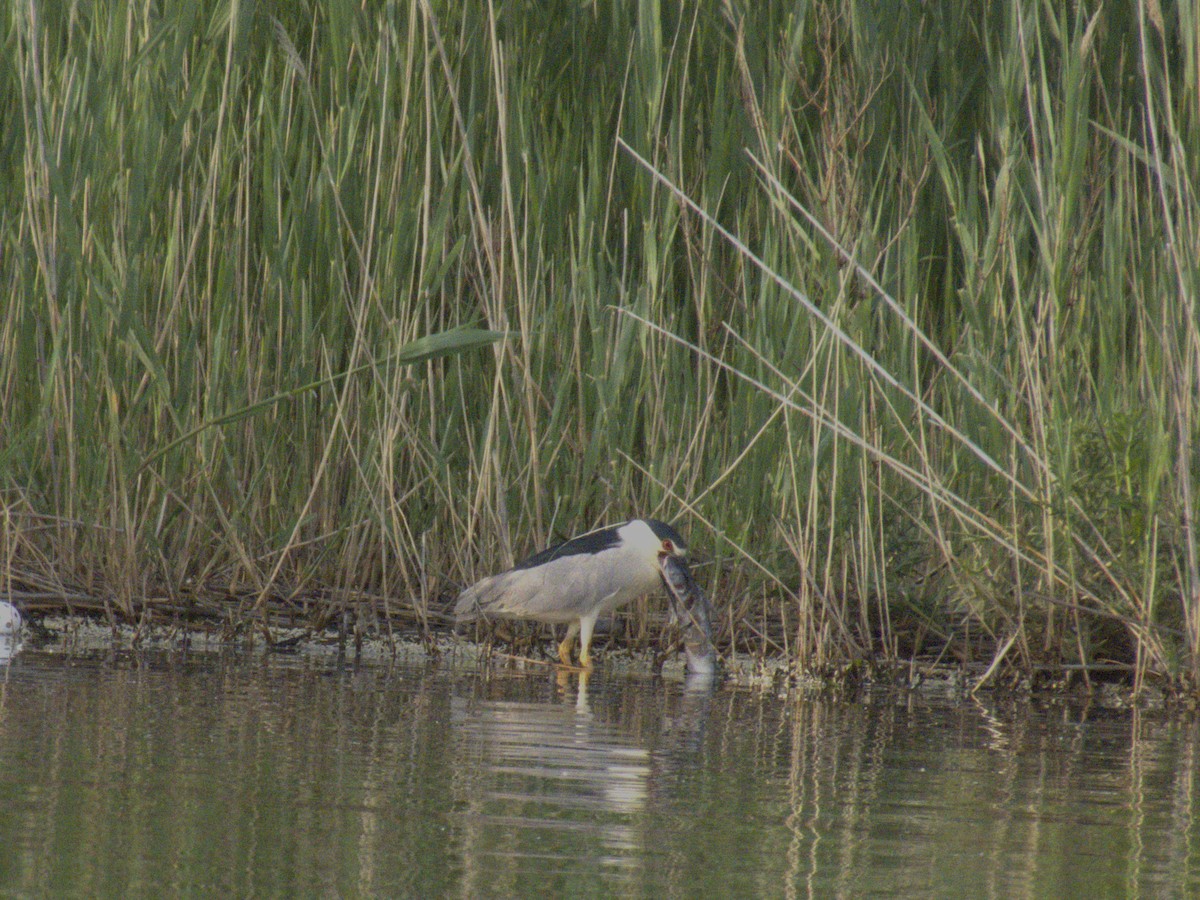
1, 650, 1197, 898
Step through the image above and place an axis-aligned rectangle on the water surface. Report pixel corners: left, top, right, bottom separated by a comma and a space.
1, 651, 1197, 897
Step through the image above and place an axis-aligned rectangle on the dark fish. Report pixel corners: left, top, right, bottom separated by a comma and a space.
658, 555, 716, 676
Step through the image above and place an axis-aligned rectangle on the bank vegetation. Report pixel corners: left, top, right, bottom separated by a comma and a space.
3, 1, 1199, 690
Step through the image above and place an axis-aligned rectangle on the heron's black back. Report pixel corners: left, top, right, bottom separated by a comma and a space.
513, 527, 622, 570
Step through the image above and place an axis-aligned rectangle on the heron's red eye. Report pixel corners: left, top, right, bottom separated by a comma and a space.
662, 539, 674, 554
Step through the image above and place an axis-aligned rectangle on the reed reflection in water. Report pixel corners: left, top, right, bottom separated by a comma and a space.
0, 651, 1198, 897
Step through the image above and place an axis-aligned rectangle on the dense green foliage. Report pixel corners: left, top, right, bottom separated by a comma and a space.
3, 0, 1198, 685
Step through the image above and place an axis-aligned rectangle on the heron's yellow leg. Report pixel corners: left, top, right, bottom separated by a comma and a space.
557, 622, 580, 666
557, 637, 576, 666
578, 615, 597, 669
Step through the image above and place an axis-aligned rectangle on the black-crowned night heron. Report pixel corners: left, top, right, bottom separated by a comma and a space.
455, 518, 690, 668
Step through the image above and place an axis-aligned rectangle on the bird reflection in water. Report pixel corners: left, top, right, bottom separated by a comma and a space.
451, 670, 715, 889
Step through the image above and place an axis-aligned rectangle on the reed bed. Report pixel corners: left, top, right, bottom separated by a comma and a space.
2, 0, 1198, 688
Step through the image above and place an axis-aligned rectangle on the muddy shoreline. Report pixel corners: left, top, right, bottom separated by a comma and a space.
2, 613, 1178, 710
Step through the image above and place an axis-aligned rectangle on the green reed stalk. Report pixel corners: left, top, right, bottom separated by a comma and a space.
2, 0, 1197, 685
